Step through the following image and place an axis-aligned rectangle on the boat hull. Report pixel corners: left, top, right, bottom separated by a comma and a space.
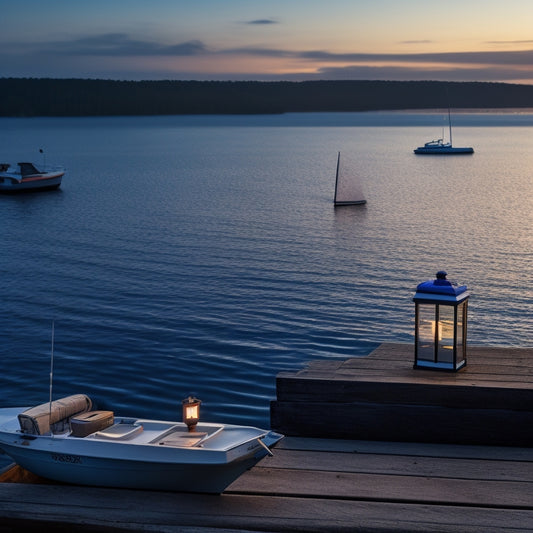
0, 441, 265, 493
0, 172, 63, 193
0, 170, 65, 194
414, 147, 474, 155
334, 200, 367, 206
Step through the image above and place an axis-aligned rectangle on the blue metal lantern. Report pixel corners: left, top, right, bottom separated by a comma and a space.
413, 271, 470, 371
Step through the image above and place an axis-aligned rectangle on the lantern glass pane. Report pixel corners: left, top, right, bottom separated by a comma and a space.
185, 405, 199, 420
436, 305, 455, 363
456, 301, 466, 363
417, 304, 436, 362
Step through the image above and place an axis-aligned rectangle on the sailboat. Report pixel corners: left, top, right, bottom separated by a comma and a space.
414, 108, 473, 154
333, 152, 366, 206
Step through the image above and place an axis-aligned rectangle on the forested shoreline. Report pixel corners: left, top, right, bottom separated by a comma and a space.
1, 78, 533, 117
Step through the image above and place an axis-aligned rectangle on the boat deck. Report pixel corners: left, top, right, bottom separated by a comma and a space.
1, 435, 532, 532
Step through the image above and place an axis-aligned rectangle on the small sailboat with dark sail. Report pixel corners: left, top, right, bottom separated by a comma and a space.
333, 152, 366, 206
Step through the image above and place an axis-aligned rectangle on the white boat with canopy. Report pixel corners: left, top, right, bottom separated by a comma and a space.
0, 162, 64, 193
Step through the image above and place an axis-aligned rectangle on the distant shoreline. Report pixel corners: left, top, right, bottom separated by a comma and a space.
387, 107, 533, 114
2, 79, 533, 117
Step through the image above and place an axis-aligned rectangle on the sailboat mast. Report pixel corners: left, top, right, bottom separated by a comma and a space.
333, 151, 340, 204
448, 107, 453, 146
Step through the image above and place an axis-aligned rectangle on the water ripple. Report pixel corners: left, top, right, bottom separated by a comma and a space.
0, 114, 531, 435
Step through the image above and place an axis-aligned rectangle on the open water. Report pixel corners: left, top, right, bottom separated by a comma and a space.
0, 112, 531, 440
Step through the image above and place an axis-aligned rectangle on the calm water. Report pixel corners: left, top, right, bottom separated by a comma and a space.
0, 112, 531, 437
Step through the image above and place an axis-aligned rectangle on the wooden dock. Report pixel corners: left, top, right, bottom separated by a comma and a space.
0, 342, 532, 532
1, 436, 532, 532
271, 343, 533, 446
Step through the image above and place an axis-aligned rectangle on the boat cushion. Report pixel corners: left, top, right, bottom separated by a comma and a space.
18, 394, 93, 435
70, 410, 114, 437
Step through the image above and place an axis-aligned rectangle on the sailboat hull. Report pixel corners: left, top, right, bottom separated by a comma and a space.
414, 146, 474, 154
334, 200, 367, 205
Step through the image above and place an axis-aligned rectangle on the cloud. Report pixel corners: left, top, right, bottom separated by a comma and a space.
290, 48, 533, 66
221, 47, 293, 58
214, 44, 533, 67
399, 40, 433, 45
245, 19, 278, 25
309, 64, 533, 82
8, 32, 533, 66
32, 33, 209, 57
2, 32, 533, 82
486, 40, 533, 45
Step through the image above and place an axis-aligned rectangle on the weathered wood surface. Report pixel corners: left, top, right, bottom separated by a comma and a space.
1, 437, 532, 532
271, 343, 533, 445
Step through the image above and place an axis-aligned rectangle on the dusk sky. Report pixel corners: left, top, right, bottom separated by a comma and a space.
2, 0, 533, 83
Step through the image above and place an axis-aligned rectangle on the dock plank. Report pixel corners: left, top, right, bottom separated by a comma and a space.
254, 449, 533, 482
1, 437, 533, 532
276, 436, 533, 460
229, 438, 533, 509
1, 485, 532, 533
230, 468, 533, 508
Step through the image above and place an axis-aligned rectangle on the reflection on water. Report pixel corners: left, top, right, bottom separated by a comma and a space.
0, 113, 531, 442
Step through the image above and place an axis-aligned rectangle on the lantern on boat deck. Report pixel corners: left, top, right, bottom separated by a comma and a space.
182, 396, 201, 432
413, 271, 470, 372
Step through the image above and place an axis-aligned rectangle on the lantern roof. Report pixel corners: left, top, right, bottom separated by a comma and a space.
414, 271, 469, 303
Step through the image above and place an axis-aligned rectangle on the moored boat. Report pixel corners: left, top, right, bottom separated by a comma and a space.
0, 162, 65, 193
414, 139, 474, 155
333, 151, 366, 206
0, 394, 283, 493
414, 108, 473, 155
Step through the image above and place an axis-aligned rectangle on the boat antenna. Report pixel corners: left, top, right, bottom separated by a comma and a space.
49, 320, 54, 435
39, 148, 46, 169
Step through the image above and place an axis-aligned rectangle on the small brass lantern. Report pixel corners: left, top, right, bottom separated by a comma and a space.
182, 396, 201, 432
413, 271, 469, 371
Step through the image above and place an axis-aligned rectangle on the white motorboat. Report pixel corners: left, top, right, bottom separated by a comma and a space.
0, 394, 283, 493
0, 162, 64, 193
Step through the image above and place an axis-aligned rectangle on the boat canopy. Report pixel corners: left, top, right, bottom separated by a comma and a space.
18, 162, 42, 176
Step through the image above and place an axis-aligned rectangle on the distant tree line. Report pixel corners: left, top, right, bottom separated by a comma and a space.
1, 78, 533, 117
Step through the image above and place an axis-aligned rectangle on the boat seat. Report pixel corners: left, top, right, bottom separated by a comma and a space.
156, 432, 208, 447
70, 410, 114, 437
92, 423, 143, 440
18, 394, 93, 435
